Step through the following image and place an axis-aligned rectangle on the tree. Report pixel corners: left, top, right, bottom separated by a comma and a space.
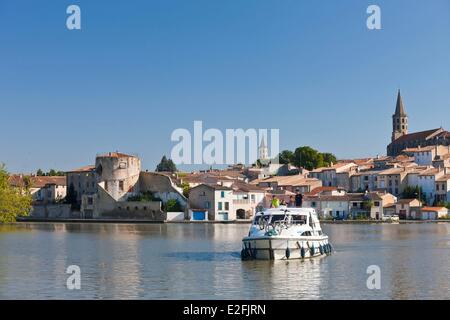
37, 169, 65, 176
0, 164, 32, 223
437, 201, 450, 209
165, 199, 182, 212
292, 146, 325, 170
156, 156, 177, 172
181, 182, 190, 198
362, 200, 374, 211
64, 183, 78, 209
401, 185, 426, 202
322, 153, 337, 167
278, 150, 294, 165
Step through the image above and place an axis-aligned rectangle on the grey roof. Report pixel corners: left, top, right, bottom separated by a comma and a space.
394, 90, 407, 116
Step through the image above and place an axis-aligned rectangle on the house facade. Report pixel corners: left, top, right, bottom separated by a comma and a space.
66, 165, 97, 206
395, 199, 422, 219
376, 167, 409, 196
417, 167, 444, 205
188, 184, 235, 221
420, 207, 448, 220
435, 174, 450, 204
403, 145, 450, 166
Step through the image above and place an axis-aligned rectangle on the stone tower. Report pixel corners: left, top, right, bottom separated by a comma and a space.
392, 90, 408, 142
258, 136, 269, 161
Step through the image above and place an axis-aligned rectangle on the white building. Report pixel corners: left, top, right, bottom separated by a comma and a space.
418, 167, 444, 205
403, 145, 450, 166
231, 181, 266, 219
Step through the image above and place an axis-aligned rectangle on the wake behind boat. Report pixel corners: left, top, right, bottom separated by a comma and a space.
241, 206, 332, 260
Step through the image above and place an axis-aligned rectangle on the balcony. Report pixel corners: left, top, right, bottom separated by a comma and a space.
233, 199, 255, 205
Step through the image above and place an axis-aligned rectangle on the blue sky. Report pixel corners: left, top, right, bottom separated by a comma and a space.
1, 0, 450, 173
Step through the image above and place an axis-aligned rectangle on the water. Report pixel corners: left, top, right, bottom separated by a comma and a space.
0, 222, 449, 299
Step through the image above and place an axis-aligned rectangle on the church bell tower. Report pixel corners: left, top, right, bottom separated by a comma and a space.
392, 90, 408, 142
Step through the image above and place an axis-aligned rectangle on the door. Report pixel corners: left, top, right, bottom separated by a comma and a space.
218, 212, 229, 221
193, 211, 206, 221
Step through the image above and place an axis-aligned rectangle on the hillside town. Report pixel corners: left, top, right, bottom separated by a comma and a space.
6, 91, 450, 222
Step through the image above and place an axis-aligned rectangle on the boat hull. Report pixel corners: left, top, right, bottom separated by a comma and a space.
241, 236, 332, 260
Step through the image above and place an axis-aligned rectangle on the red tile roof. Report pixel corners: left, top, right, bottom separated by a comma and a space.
9, 175, 66, 188
421, 206, 447, 212
306, 186, 339, 196
66, 165, 96, 173
96, 152, 135, 158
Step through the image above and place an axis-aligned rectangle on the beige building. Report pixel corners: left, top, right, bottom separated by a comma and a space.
435, 174, 450, 204
188, 184, 235, 221
231, 181, 266, 219
309, 162, 358, 190
433, 153, 450, 169
395, 198, 422, 219
350, 170, 380, 192
420, 207, 448, 220
66, 165, 97, 205
376, 167, 410, 196
9, 175, 67, 204
250, 175, 322, 194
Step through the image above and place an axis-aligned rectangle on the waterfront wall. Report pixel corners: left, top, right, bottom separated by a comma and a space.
31, 204, 72, 218
94, 186, 165, 220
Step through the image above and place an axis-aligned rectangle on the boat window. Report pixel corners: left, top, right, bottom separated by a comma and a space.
270, 215, 286, 223
291, 215, 307, 224
301, 231, 312, 236
253, 215, 269, 225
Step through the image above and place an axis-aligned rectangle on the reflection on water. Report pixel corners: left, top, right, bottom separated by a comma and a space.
0, 222, 449, 299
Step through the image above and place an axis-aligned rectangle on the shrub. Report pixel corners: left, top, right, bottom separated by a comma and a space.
165, 199, 182, 212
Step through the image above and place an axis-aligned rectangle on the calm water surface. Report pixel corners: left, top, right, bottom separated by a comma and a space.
0, 222, 449, 299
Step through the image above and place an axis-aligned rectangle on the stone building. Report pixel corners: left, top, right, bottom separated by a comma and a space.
95, 152, 141, 201
387, 90, 450, 156
66, 165, 97, 206
67, 152, 187, 220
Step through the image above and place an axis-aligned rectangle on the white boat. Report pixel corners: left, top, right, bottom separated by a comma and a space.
241, 206, 332, 260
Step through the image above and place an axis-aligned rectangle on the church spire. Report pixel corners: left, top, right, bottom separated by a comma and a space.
391, 89, 408, 142
259, 136, 266, 149
258, 136, 269, 161
394, 89, 406, 116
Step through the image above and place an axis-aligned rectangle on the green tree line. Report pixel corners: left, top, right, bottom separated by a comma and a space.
0, 164, 32, 223
36, 169, 65, 176
276, 146, 337, 170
